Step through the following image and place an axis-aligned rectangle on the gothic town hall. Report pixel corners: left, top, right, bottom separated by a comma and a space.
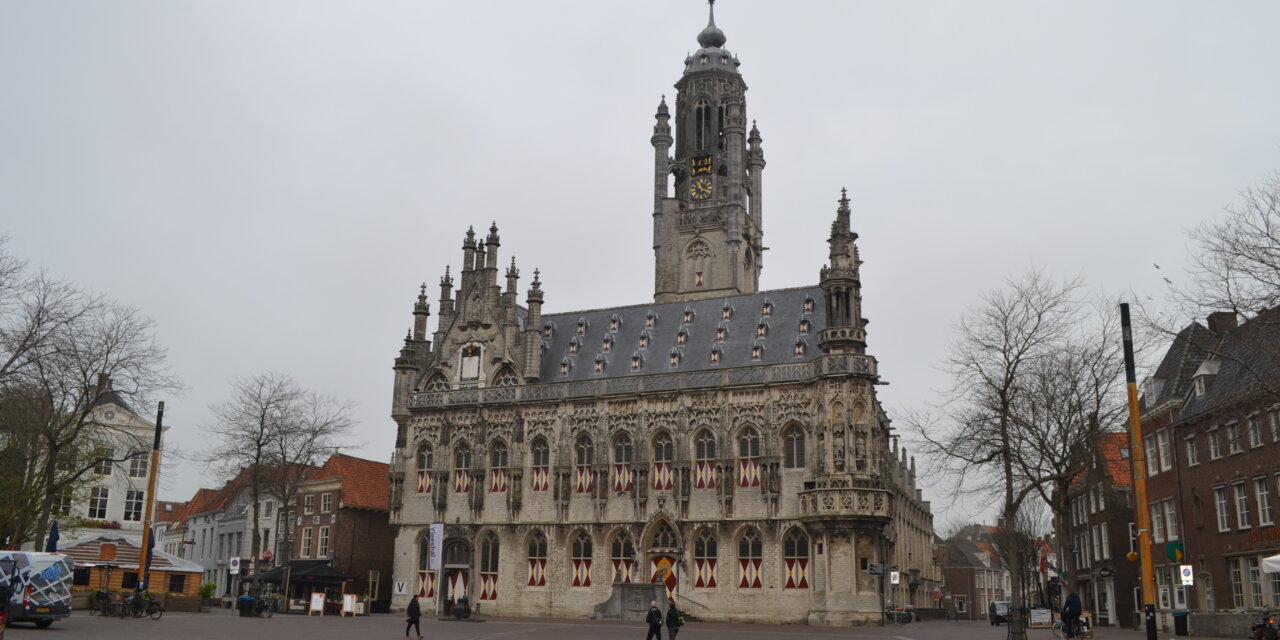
387, 6, 938, 625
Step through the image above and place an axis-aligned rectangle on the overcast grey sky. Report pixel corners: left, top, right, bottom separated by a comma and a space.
3, 1, 1278, 526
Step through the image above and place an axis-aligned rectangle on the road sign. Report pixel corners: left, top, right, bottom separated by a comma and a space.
868, 563, 884, 575
890, 570, 901, 585
1179, 565, 1194, 585
394, 581, 408, 595
229, 557, 241, 575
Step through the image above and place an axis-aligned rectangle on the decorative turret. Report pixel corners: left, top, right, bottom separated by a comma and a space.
485, 222, 501, 271
818, 189, 867, 354
412, 283, 431, 341
505, 257, 519, 294
523, 269, 545, 382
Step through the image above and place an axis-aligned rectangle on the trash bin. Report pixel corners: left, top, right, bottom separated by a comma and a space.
238, 596, 256, 618
1172, 612, 1189, 636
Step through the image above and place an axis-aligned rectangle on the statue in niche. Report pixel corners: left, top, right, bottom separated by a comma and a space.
855, 432, 867, 471
833, 429, 846, 471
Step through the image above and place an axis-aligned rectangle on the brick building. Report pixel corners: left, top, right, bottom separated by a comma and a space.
938, 530, 1008, 621
1140, 309, 1280, 624
291, 453, 393, 612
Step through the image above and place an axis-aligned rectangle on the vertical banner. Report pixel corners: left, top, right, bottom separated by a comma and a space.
428, 523, 444, 571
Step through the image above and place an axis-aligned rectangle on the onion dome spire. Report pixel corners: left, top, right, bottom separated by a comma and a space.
697, 0, 726, 49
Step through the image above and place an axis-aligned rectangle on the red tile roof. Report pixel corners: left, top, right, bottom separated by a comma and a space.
1098, 432, 1133, 488
155, 501, 187, 524
308, 454, 389, 511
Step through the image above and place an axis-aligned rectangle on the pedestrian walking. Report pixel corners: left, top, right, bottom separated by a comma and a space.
666, 600, 684, 640
1061, 591, 1082, 639
406, 594, 423, 639
644, 600, 663, 640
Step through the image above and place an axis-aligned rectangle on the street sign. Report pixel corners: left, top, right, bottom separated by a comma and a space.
1179, 565, 1194, 585
890, 570, 901, 585
229, 557, 241, 575
868, 563, 884, 575
394, 581, 408, 595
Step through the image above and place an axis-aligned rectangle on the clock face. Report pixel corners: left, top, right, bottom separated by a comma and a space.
690, 177, 713, 200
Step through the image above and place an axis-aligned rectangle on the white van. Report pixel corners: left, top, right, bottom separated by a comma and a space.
0, 552, 73, 628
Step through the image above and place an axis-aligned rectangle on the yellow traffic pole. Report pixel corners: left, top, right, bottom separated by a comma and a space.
1119, 304, 1156, 640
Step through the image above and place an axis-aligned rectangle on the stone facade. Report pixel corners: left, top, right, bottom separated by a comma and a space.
385, 5, 938, 625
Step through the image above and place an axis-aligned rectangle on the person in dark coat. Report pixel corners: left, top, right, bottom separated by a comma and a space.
644, 600, 663, 640
406, 594, 423, 639
666, 600, 684, 640
1062, 591, 1083, 639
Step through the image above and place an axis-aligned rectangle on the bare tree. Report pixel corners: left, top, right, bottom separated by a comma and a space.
909, 268, 1087, 640
206, 373, 352, 577
1183, 171, 1280, 318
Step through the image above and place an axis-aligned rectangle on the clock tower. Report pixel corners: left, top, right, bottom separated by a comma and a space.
652, 1, 765, 303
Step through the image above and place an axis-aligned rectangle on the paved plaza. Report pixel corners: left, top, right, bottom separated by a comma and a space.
3, 610, 1237, 640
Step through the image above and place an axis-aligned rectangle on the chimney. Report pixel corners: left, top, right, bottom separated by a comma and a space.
1207, 311, 1237, 335
97, 372, 111, 390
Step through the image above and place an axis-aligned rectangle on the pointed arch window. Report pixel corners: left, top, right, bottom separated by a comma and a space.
652, 522, 678, 550
479, 532, 499, 600
783, 426, 806, 469
459, 344, 482, 385
571, 530, 593, 587
489, 441, 509, 493
695, 98, 712, 150
686, 242, 712, 292
693, 528, 718, 588
492, 366, 519, 387
653, 432, 674, 491
575, 436, 594, 493
783, 529, 810, 589
453, 443, 473, 493
695, 430, 717, 489
416, 444, 434, 494
417, 532, 438, 598
530, 437, 550, 492
738, 528, 763, 589
738, 427, 761, 488
612, 434, 634, 492
424, 372, 450, 392
611, 531, 636, 583
527, 530, 548, 586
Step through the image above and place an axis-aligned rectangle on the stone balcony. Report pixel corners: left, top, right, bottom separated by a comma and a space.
798, 486, 892, 522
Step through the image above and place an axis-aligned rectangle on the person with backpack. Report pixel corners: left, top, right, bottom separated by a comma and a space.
666, 600, 684, 639
645, 600, 663, 640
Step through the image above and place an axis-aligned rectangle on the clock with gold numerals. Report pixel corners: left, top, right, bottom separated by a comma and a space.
690, 176, 713, 200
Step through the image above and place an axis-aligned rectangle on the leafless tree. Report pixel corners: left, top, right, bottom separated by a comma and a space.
206, 372, 352, 576
908, 267, 1090, 640
1183, 171, 1280, 318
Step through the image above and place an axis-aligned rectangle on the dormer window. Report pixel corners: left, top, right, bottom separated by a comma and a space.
639, 334, 649, 349
594, 357, 605, 374
710, 348, 721, 364
560, 360, 571, 377
543, 323, 554, 338
631, 355, 642, 371
568, 339, 579, 355
602, 336, 613, 353
722, 306, 732, 320
751, 345, 762, 360
799, 319, 810, 334
1194, 377, 1205, 397
676, 331, 688, 346
670, 351, 680, 368
720, 55, 728, 65
803, 298, 814, 313
683, 310, 695, 324
715, 327, 726, 342
794, 342, 806, 357
609, 316, 621, 333
699, 55, 708, 64
756, 324, 768, 338
645, 312, 656, 328
576, 319, 588, 336
761, 302, 773, 317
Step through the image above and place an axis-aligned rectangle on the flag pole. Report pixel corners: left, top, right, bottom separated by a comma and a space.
1119, 304, 1157, 640
139, 401, 164, 592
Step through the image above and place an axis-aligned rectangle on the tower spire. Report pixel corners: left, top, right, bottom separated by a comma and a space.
698, 0, 726, 49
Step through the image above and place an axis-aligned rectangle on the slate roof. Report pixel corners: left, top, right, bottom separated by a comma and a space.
1180, 306, 1280, 420
539, 286, 825, 382
1143, 322, 1218, 409
307, 454, 390, 511
60, 532, 203, 573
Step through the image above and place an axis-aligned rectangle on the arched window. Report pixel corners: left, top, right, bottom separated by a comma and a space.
783, 528, 810, 589
693, 528, 718, 588
459, 344, 482, 386
417, 533, 437, 598
575, 436, 594, 493
489, 441, 509, 493
783, 426, 806, 469
738, 427, 760, 488
571, 530, 593, 587
652, 432, 674, 491
612, 434, 634, 492
416, 444, 433, 494
695, 98, 712, 150
652, 522, 678, 551
530, 437, 550, 492
686, 241, 712, 291
479, 532, 499, 600
492, 366, 519, 387
453, 442, 472, 493
695, 429, 717, 489
527, 531, 547, 587
444, 540, 469, 565
424, 372, 450, 392
611, 531, 636, 583
738, 528, 763, 589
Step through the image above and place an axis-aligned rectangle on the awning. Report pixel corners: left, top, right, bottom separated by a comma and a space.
1263, 554, 1280, 574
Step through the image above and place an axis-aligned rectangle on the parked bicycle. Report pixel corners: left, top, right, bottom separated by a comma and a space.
122, 591, 163, 620
884, 605, 914, 624
88, 590, 119, 617
253, 596, 276, 618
